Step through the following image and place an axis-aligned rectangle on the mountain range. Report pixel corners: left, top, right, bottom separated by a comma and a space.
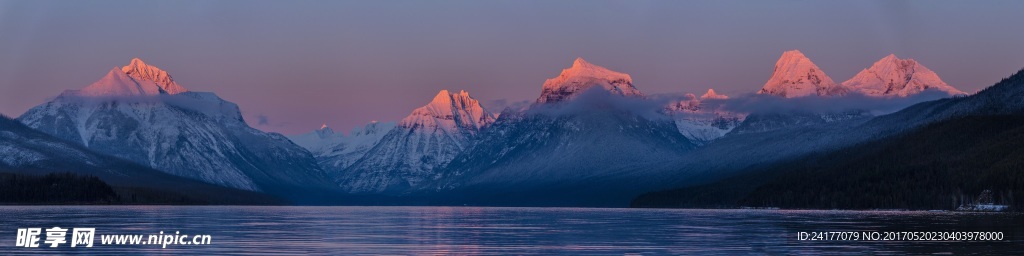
434, 59, 695, 205
7, 52, 1012, 209
293, 58, 694, 202
633, 68, 1024, 210
758, 50, 965, 98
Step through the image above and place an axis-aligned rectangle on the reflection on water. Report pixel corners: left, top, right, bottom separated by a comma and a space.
0, 206, 1021, 255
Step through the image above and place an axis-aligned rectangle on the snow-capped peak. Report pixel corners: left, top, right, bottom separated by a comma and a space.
120, 58, 187, 94
75, 58, 188, 97
701, 89, 728, 99
537, 57, 643, 103
77, 67, 165, 96
841, 54, 966, 97
399, 89, 495, 133
352, 120, 390, 136
758, 50, 845, 98
429, 90, 471, 107
880, 53, 898, 62
316, 124, 334, 138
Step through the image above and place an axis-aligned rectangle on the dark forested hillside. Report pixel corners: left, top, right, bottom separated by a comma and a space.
633, 115, 1024, 210
0, 172, 117, 204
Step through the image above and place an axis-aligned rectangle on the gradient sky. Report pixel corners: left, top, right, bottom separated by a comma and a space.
1, 0, 1022, 134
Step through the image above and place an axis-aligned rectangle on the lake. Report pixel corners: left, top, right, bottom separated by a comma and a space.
1, 206, 1021, 255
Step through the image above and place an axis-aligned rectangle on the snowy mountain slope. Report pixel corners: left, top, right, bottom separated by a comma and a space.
289, 121, 396, 174
17, 58, 334, 197
335, 90, 495, 193
435, 59, 695, 204
441, 104, 694, 186
0, 115, 279, 204
665, 89, 743, 145
673, 115, 742, 145
842, 54, 966, 97
289, 124, 344, 154
758, 50, 846, 98
1, 115, 99, 170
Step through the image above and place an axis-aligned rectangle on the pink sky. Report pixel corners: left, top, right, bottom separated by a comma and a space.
1, 1, 1022, 134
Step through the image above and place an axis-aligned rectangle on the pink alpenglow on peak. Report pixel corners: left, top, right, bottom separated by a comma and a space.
536, 57, 643, 103
78, 67, 165, 96
399, 89, 496, 134
700, 89, 728, 99
121, 58, 187, 94
758, 50, 845, 98
314, 124, 334, 138
842, 54, 966, 97
78, 58, 188, 97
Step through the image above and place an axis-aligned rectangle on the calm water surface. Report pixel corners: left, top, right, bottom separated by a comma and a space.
0, 206, 1021, 255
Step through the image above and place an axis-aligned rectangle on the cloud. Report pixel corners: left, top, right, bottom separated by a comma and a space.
526, 87, 676, 120
247, 112, 293, 129
523, 87, 955, 122
713, 90, 953, 115
256, 114, 270, 125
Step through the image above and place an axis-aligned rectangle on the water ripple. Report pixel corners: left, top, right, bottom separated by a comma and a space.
0, 206, 1020, 255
